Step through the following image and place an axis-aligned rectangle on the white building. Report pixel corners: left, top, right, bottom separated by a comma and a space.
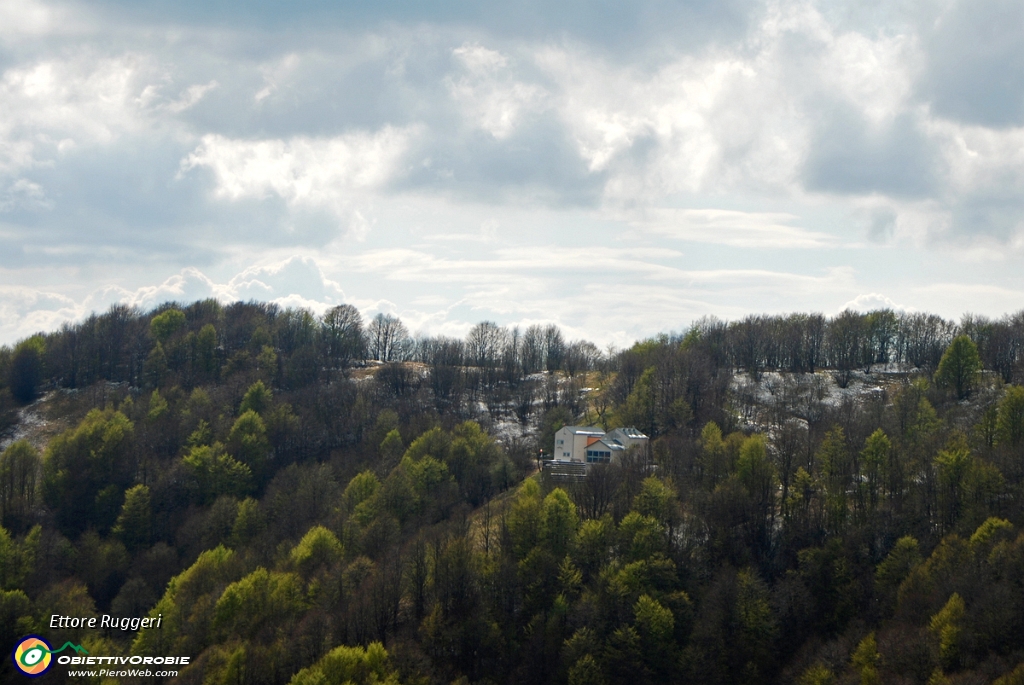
551, 425, 649, 465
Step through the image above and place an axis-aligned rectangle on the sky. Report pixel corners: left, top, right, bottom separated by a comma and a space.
1, 0, 1023, 348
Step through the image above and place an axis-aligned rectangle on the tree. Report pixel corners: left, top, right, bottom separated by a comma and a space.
290, 525, 343, 579
9, 336, 44, 403
143, 342, 168, 388
827, 310, 864, 388
996, 386, 1024, 448
860, 429, 891, 515
112, 484, 151, 552
366, 314, 409, 362
935, 335, 982, 400
321, 304, 365, 369
239, 380, 272, 415
227, 411, 272, 482
929, 593, 966, 671
183, 444, 252, 504
544, 324, 566, 371
851, 632, 880, 685
466, 321, 508, 368
817, 427, 851, 534
541, 488, 578, 558
738, 434, 776, 555
0, 441, 39, 529
196, 323, 219, 381
289, 642, 398, 685
42, 409, 134, 536
149, 308, 185, 344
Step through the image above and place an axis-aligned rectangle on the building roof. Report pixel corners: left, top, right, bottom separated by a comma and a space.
560, 426, 606, 436
608, 427, 648, 439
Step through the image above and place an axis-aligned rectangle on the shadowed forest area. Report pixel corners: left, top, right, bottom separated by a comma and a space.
3, 302, 1024, 684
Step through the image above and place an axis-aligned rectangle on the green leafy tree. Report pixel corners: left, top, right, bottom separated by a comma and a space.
851, 632, 880, 685
133, 546, 243, 656
992, 663, 1024, 685
0, 588, 34, 661
112, 484, 151, 551
290, 525, 343, 579
934, 439, 973, 532
929, 593, 966, 671
699, 421, 728, 486
289, 642, 400, 685
506, 478, 543, 560
568, 654, 607, 685
875, 536, 922, 599
379, 429, 404, 470
632, 476, 675, 526
541, 488, 578, 558
213, 567, 306, 640
42, 409, 134, 536
634, 593, 675, 677
737, 434, 776, 552
239, 379, 272, 415
934, 335, 982, 399
227, 410, 272, 482
617, 511, 664, 562
183, 444, 252, 504
344, 470, 382, 521
996, 385, 1024, 448
799, 664, 835, 685
860, 429, 890, 515
150, 308, 185, 343
231, 497, 265, 547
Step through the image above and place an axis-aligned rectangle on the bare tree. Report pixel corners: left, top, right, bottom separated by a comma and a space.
320, 304, 365, 369
366, 313, 410, 362
466, 321, 509, 368
544, 324, 565, 371
521, 325, 545, 374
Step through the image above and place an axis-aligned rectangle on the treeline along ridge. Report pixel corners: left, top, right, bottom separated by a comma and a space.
2, 301, 1024, 684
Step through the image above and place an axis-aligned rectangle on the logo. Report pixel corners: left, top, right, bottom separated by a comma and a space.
11, 636, 89, 677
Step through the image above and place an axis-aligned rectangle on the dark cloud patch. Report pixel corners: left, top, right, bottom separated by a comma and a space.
78, 0, 751, 57
949, 197, 1024, 241
868, 207, 897, 243
170, 43, 449, 138
0, 136, 347, 268
803, 106, 937, 198
919, 0, 1024, 127
398, 117, 604, 207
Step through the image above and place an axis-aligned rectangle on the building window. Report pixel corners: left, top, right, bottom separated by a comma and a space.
585, 450, 611, 464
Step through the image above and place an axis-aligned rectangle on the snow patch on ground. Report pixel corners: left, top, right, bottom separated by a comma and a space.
730, 368, 911, 432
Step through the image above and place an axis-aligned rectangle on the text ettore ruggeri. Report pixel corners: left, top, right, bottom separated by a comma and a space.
50, 614, 163, 631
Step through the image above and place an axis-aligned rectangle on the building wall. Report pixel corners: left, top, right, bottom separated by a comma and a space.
553, 426, 605, 462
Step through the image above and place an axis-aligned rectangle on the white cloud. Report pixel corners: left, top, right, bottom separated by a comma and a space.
0, 0, 59, 39
448, 43, 547, 139
0, 285, 78, 343
627, 207, 836, 248
181, 127, 418, 234
840, 292, 911, 312
1, 178, 53, 212
227, 256, 346, 304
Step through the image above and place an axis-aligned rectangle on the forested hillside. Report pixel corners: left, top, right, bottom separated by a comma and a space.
3, 302, 1024, 684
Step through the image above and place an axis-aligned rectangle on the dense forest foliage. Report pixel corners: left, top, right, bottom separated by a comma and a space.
2, 301, 1024, 684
